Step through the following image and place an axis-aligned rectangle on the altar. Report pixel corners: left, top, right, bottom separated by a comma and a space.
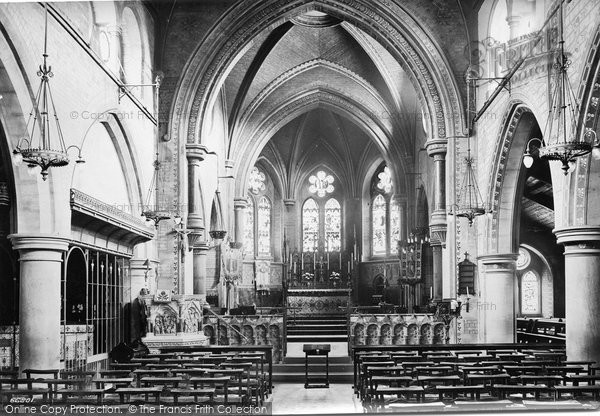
286, 288, 351, 315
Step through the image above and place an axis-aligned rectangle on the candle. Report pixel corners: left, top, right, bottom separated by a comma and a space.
466, 286, 470, 296
313, 252, 316, 269
301, 254, 304, 270
430, 286, 433, 299
351, 252, 354, 264
327, 251, 330, 269
294, 262, 297, 274
348, 261, 350, 274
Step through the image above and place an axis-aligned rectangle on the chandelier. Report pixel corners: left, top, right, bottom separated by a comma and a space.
141, 73, 174, 225
522, 3, 599, 174
449, 142, 488, 226
12, 4, 83, 180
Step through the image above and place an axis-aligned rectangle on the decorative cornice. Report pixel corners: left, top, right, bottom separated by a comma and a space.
70, 189, 155, 242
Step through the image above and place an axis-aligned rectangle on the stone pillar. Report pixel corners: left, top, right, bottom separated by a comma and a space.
185, 144, 209, 231
426, 139, 447, 248
426, 140, 447, 300
555, 226, 600, 364
233, 197, 247, 246
8, 234, 70, 373
478, 253, 518, 343
192, 242, 209, 301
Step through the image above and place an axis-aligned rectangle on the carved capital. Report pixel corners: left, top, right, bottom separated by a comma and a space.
478, 253, 518, 272
425, 138, 448, 157
429, 210, 447, 247
554, 226, 600, 255
9, 234, 70, 262
187, 230, 206, 249
283, 199, 296, 207
233, 197, 247, 210
186, 143, 211, 164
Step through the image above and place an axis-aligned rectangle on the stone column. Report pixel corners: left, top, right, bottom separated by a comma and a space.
426, 139, 447, 301
8, 234, 70, 373
233, 197, 247, 246
185, 144, 209, 231
555, 226, 600, 364
190, 239, 209, 302
478, 253, 518, 343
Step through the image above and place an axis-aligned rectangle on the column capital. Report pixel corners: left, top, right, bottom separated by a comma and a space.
283, 199, 296, 207
187, 229, 206, 248
8, 234, 70, 261
555, 226, 600, 254
234, 197, 247, 209
429, 211, 447, 247
192, 243, 210, 256
478, 253, 518, 270
425, 138, 447, 157
186, 144, 212, 163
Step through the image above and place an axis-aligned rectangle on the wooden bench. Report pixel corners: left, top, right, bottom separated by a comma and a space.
55, 387, 107, 404
436, 385, 488, 400
465, 373, 511, 387
374, 386, 425, 403
115, 387, 162, 403
565, 374, 600, 386
494, 384, 552, 400
169, 387, 215, 405
513, 375, 564, 387
554, 385, 600, 400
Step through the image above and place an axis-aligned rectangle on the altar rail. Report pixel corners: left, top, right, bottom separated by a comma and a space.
202, 315, 284, 362
349, 314, 450, 347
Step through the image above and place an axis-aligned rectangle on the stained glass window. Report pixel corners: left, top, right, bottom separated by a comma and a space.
257, 197, 271, 256
376, 166, 393, 194
244, 197, 255, 257
302, 198, 319, 252
324, 198, 341, 251
521, 271, 540, 314
309, 171, 334, 197
390, 198, 401, 244
372, 194, 387, 255
248, 167, 266, 195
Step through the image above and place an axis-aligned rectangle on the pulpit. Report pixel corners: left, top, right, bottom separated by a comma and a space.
141, 292, 208, 352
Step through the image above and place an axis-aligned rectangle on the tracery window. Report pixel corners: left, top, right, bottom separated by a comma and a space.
372, 194, 387, 255
309, 171, 334, 197
257, 196, 271, 256
244, 197, 255, 257
248, 167, 266, 195
324, 198, 341, 251
302, 198, 319, 252
521, 271, 541, 315
376, 166, 393, 194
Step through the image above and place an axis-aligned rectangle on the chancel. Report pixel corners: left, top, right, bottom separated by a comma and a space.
0, 0, 600, 414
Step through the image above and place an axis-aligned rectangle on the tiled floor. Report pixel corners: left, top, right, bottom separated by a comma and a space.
271, 383, 361, 414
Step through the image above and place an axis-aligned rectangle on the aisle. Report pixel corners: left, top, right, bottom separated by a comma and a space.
271, 383, 361, 414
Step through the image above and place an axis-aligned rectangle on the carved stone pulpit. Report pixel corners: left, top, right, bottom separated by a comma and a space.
141, 291, 208, 351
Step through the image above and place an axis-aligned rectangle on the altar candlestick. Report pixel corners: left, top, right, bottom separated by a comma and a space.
313, 252, 316, 269
466, 286, 470, 296
327, 251, 330, 269
293, 262, 296, 274
301, 254, 304, 270
348, 261, 350, 274
339, 252, 342, 267
430, 286, 433, 299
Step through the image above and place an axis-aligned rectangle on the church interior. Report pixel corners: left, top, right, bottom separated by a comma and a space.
0, 0, 600, 413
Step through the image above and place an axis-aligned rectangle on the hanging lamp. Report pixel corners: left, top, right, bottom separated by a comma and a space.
450, 139, 488, 226
522, 2, 599, 174
12, 3, 84, 180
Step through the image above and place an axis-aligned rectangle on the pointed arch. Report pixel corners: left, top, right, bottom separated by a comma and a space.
324, 198, 341, 251
302, 198, 319, 252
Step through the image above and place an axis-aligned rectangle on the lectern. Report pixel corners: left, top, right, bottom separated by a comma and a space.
303, 343, 331, 388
